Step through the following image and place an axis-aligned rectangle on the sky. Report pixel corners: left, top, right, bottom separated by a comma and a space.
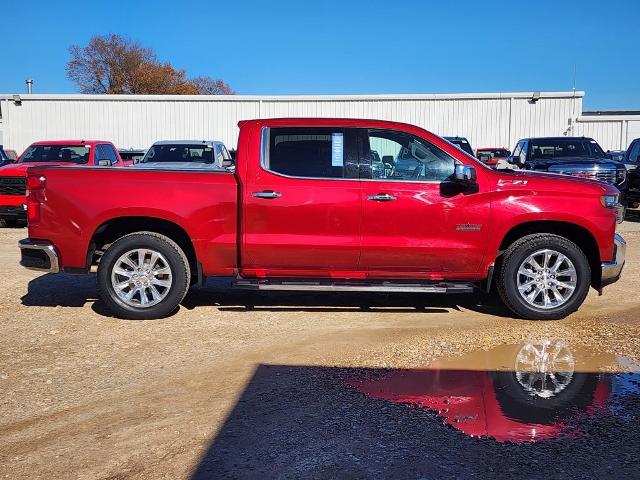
2, 0, 638, 110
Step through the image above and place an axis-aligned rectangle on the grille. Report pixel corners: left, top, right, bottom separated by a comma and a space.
548, 167, 618, 185
593, 170, 617, 185
0, 177, 26, 195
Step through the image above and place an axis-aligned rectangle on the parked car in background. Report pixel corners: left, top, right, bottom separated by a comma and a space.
4, 149, 18, 163
443, 136, 474, 156
476, 147, 511, 168
622, 138, 640, 208
118, 148, 146, 166
509, 137, 627, 194
0, 140, 124, 227
0, 147, 11, 168
133, 140, 232, 170
606, 150, 626, 162
19, 118, 624, 321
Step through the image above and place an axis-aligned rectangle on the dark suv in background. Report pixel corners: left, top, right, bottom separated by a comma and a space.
621, 138, 640, 208
508, 136, 627, 195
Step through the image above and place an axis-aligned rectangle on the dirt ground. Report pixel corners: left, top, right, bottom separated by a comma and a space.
0, 225, 639, 479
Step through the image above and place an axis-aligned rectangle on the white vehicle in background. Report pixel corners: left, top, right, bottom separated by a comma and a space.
134, 140, 233, 170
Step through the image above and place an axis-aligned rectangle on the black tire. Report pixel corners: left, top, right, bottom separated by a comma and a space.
97, 231, 191, 320
496, 234, 591, 320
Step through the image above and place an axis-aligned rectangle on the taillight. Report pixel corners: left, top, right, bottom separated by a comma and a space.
26, 175, 46, 225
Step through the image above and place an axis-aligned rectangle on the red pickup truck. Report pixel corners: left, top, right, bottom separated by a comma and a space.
0, 140, 124, 226
18, 118, 626, 320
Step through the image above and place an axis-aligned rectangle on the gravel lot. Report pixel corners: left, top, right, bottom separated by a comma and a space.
0, 224, 639, 479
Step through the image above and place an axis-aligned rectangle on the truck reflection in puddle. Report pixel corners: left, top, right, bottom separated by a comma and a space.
346, 340, 639, 443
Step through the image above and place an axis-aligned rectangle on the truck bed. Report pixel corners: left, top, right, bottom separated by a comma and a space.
27, 166, 239, 275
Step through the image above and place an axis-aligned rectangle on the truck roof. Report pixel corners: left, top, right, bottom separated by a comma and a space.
238, 118, 424, 130
521, 137, 595, 142
29, 140, 111, 146
151, 140, 225, 146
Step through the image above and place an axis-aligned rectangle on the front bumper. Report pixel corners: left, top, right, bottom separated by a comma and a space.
601, 233, 626, 288
0, 204, 26, 220
18, 239, 60, 273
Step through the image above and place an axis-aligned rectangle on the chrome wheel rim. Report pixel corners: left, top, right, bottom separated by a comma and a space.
111, 248, 173, 308
516, 249, 577, 310
514, 340, 575, 398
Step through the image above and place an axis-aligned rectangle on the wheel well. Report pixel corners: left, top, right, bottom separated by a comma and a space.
497, 221, 601, 287
89, 217, 197, 275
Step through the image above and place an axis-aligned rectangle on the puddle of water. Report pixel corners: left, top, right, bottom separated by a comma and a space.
346, 340, 640, 443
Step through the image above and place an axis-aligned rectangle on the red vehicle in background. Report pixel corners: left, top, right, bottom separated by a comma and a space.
476, 147, 511, 168
0, 140, 124, 227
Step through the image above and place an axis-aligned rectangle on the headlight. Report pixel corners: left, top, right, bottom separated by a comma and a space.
616, 168, 626, 183
601, 194, 619, 208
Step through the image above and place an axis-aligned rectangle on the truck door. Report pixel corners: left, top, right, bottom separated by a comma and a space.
241, 126, 362, 277
359, 128, 490, 278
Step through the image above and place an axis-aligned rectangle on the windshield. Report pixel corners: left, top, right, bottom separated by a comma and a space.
142, 144, 215, 163
19, 145, 90, 163
529, 139, 606, 160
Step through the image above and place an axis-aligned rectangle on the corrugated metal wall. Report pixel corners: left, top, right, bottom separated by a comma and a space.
0, 92, 593, 153
575, 116, 640, 151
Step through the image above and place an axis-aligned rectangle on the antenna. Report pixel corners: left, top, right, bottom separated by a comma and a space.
572, 64, 576, 93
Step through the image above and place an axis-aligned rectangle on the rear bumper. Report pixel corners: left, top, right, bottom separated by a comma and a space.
18, 239, 60, 273
601, 233, 626, 288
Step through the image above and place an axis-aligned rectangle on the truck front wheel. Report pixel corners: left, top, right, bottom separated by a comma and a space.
97, 232, 191, 320
496, 234, 591, 320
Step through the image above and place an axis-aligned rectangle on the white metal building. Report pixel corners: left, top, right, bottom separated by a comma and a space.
1, 91, 638, 154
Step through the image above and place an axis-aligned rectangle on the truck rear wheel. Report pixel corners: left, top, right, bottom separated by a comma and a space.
97, 232, 190, 320
496, 234, 591, 320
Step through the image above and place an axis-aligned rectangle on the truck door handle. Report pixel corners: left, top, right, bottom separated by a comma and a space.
367, 193, 397, 202
252, 190, 282, 199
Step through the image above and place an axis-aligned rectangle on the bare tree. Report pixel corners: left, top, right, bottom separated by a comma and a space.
190, 76, 235, 95
67, 34, 234, 95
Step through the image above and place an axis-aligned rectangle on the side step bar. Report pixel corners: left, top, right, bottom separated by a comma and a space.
233, 279, 475, 294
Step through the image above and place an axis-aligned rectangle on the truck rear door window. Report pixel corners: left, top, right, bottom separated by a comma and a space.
265, 127, 358, 179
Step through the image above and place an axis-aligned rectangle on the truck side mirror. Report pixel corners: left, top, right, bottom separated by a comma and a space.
454, 164, 477, 183
97, 159, 111, 167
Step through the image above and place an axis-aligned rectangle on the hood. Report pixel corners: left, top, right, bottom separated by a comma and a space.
0, 161, 81, 176
133, 161, 224, 171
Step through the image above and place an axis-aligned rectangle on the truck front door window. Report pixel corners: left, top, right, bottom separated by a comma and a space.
367, 130, 455, 182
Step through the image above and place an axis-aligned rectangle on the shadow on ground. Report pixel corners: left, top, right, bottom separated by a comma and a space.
183, 278, 514, 318
20, 274, 513, 319
190, 362, 639, 479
